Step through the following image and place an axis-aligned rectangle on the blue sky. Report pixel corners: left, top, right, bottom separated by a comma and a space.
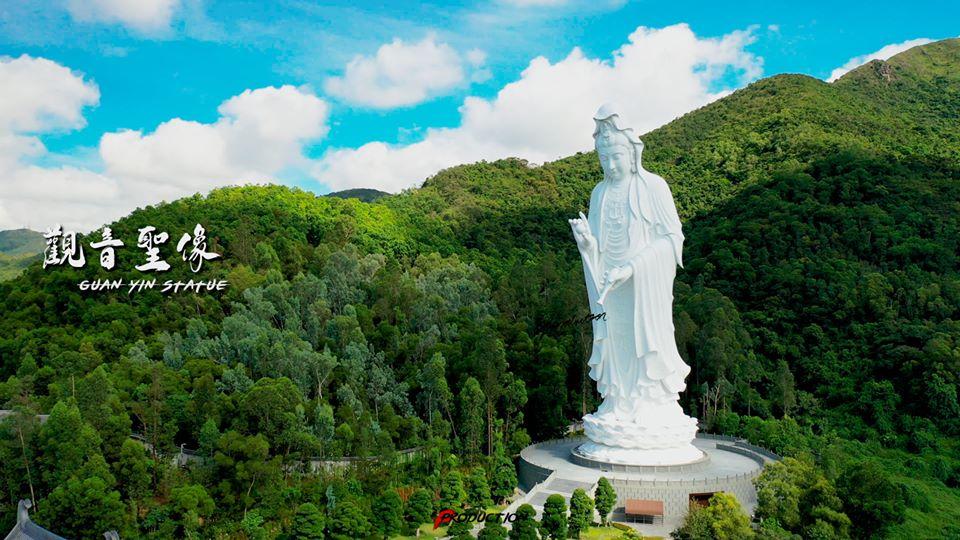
0, 0, 956, 231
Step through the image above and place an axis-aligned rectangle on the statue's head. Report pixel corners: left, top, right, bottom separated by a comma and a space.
593, 104, 644, 184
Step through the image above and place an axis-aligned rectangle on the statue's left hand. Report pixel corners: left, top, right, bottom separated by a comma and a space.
602, 264, 633, 290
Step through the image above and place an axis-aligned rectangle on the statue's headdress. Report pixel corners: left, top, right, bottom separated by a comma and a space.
587, 104, 685, 268
593, 103, 644, 173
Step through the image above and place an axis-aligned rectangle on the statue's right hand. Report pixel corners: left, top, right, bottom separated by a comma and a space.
569, 215, 594, 251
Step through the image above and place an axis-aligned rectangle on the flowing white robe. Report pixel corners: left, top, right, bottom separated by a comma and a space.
577, 168, 690, 418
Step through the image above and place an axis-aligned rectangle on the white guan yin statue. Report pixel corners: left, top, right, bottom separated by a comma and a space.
568, 104, 702, 465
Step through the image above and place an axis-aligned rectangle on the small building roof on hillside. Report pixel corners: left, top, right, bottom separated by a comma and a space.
4, 500, 66, 540
4, 500, 119, 540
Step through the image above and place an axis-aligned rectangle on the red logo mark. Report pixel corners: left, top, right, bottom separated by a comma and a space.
434, 509, 456, 529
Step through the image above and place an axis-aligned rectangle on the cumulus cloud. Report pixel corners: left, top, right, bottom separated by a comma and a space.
314, 23, 762, 192
2, 23, 762, 231
101, 85, 329, 190
324, 34, 483, 108
0, 55, 101, 229
65, 0, 181, 33
0, 55, 330, 231
0, 55, 100, 134
3, 165, 121, 233
826, 38, 933, 82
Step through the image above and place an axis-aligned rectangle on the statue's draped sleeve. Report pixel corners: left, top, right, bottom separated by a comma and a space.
626, 170, 689, 393
580, 172, 689, 396
631, 170, 684, 268
582, 182, 608, 386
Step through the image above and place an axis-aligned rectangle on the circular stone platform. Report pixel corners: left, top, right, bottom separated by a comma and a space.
516, 434, 778, 536
571, 442, 711, 472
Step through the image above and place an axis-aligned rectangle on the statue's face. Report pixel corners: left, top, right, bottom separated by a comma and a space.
598, 144, 632, 184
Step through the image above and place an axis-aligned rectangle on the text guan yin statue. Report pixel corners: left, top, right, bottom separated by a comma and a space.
569, 104, 703, 465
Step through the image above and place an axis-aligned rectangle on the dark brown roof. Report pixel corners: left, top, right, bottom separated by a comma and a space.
625, 499, 663, 516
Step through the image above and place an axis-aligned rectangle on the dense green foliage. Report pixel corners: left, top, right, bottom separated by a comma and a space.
594, 477, 616, 526
754, 456, 850, 538
0, 38, 958, 538
325, 188, 391, 203
508, 504, 538, 540
673, 492, 755, 540
478, 519, 508, 540
568, 487, 594, 538
539, 493, 567, 539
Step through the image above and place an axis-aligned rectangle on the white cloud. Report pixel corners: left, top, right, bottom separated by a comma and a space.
0, 55, 101, 230
826, 38, 933, 82
2, 165, 121, 232
0, 56, 330, 231
466, 49, 488, 67
65, 0, 181, 33
101, 85, 329, 190
0, 54, 99, 134
2, 24, 761, 231
324, 34, 480, 108
314, 23, 762, 192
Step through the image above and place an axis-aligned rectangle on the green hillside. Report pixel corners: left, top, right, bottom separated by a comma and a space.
0, 229, 44, 281
0, 39, 958, 538
326, 187, 391, 203
0, 229, 44, 256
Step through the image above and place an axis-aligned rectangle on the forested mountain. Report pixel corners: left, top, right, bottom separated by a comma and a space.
0, 229, 43, 281
0, 39, 957, 539
326, 188, 391, 203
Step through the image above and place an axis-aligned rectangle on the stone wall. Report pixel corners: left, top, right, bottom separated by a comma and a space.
516, 434, 771, 533
609, 471, 760, 522
518, 453, 555, 491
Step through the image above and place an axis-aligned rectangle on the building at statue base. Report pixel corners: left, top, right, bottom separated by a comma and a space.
514, 434, 779, 537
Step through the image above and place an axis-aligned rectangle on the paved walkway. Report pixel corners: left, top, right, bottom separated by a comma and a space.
496, 472, 597, 532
